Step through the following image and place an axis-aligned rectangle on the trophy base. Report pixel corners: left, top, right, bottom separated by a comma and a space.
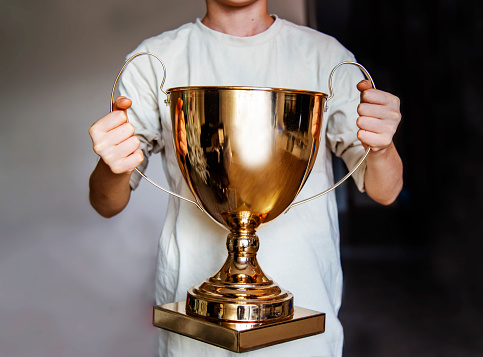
153, 302, 325, 353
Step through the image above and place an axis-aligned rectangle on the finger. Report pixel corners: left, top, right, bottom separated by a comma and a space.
361, 89, 401, 108
357, 129, 392, 151
357, 115, 399, 138
90, 96, 132, 140
357, 116, 384, 134
107, 121, 135, 141
114, 135, 142, 160
91, 122, 135, 155
357, 79, 373, 92
89, 111, 129, 140
120, 148, 144, 173
109, 148, 144, 174
112, 96, 132, 111
358, 102, 401, 123
99, 136, 141, 170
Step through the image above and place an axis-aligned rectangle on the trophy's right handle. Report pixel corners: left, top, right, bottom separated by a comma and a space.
288, 62, 375, 210
110, 52, 202, 210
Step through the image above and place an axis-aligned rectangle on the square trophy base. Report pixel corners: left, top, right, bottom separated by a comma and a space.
152, 302, 325, 353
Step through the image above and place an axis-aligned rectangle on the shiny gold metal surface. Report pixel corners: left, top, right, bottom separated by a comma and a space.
153, 302, 325, 353
169, 86, 325, 227
168, 86, 325, 322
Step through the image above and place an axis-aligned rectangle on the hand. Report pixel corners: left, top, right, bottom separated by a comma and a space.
356, 80, 401, 152
88, 96, 144, 174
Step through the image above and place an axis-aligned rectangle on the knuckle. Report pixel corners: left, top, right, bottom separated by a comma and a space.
356, 116, 363, 128
357, 103, 363, 114
390, 110, 402, 123
361, 90, 371, 102
120, 122, 134, 136
132, 135, 141, 147
110, 162, 123, 174
88, 124, 101, 139
357, 116, 370, 130
126, 135, 139, 149
381, 133, 392, 146
111, 110, 126, 122
127, 122, 136, 135
136, 150, 144, 163
357, 103, 367, 115
117, 111, 128, 123
92, 142, 104, 154
102, 150, 115, 163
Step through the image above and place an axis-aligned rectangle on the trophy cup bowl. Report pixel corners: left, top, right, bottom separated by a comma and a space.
110, 53, 374, 351
169, 86, 325, 323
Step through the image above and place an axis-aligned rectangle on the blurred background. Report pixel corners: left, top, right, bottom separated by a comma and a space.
0, 0, 481, 356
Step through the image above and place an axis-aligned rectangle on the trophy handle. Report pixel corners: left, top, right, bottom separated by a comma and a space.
110, 52, 202, 210
288, 62, 375, 210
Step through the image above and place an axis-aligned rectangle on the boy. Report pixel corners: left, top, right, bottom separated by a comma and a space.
89, 0, 403, 355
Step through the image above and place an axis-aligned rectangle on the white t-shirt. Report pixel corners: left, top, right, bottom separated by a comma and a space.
120, 16, 366, 357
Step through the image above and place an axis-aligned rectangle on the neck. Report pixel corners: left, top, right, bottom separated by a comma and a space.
202, 0, 274, 37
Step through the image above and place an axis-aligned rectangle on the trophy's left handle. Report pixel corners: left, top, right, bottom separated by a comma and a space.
288, 62, 375, 210
110, 52, 202, 210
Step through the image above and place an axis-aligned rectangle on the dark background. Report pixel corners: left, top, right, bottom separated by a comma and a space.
309, 0, 483, 355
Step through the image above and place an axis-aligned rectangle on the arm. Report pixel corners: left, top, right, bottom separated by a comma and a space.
356, 80, 403, 205
88, 97, 144, 217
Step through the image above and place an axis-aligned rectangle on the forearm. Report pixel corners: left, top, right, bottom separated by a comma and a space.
363, 142, 403, 206
89, 159, 132, 218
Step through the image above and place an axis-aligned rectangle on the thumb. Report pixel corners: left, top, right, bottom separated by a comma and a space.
112, 96, 132, 111
356, 79, 373, 92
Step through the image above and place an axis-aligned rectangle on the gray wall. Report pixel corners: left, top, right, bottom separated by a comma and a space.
0, 1, 306, 356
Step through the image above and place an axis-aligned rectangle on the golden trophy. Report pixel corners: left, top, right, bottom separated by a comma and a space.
111, 53, 374, 352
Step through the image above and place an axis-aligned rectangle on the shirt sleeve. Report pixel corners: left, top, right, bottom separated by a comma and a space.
118, 51, 164, 190
325, 58, 367, 192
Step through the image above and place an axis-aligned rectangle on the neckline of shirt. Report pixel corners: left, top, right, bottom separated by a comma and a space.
195, 15, 283, 47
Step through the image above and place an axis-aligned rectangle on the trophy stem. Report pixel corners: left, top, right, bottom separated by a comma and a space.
186, 218, 294, 323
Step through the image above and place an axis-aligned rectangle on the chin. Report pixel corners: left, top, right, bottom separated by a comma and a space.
212, 0, 262, 8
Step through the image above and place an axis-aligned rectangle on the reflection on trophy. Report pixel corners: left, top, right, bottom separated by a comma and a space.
111, 53, 373, 352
